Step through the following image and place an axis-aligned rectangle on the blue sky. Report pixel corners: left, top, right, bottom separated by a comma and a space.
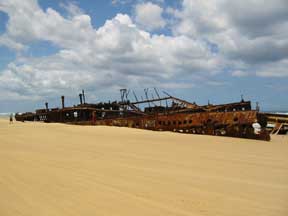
0, 0, 288, 112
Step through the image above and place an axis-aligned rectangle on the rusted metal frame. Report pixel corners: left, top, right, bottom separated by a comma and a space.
162, 92, 199, 109
127, 103, 144, 114
202, 101, 251, 112
129, 96, 172, 105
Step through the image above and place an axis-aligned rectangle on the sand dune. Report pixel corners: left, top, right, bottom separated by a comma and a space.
0, 118, 287, 216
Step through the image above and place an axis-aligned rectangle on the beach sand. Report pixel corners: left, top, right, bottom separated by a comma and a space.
0, 118, 287, 216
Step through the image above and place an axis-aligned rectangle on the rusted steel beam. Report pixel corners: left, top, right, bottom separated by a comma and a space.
129, 96, 172, 105
163, 92, 199, 109
127, 103, 144, 114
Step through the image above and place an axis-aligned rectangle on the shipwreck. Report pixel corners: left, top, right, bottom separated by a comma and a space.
15, 89, 273, 141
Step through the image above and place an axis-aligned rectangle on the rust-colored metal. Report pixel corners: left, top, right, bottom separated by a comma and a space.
15, 90, 271, 141
262, 112, 288, 135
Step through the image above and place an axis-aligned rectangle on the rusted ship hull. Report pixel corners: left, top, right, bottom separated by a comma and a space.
91, 111, 270, 141
15, 90, 271, 141
15, 109, 270, 141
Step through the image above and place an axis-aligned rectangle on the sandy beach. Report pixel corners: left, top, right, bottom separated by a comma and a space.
0, 118, 287, 216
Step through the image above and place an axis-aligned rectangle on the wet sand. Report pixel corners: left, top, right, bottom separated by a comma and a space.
0, 118, 288, 216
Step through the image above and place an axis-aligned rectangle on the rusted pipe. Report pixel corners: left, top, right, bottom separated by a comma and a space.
79, 94, 83, 105
82, 90, 86, 104
61, 96, 65, 109
45, 102, 48, 111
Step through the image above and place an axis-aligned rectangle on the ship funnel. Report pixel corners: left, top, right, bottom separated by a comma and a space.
61, 96, 65, 109
45, 102, 49, 111
82, 89, 86, 104
79, 93, 83, 105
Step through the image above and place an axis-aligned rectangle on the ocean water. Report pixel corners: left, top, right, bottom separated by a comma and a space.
0, 113, 15, 118
267, 111, 288, 115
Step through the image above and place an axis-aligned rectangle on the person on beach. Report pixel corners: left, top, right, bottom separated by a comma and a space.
9, 113, 13, 124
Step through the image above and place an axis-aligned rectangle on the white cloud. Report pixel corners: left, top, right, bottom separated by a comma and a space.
172, 0, 288, 77
134, 2, 166, 31
0, 0, 217, 100
1, 0, 287, 103
111, 0, 131, 6
256, 59, 288, 77
0, 35, 27, 51
231, 70, 248, 77
224, 0, 288, 38
59, 1, 85, 17
173, 0, 228, 37
0, 0, 96, 50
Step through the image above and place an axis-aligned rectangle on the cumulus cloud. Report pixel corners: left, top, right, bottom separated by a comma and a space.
134, 2, 166, 31
0, 0, 217, 100
59, 1, 85, 17
0, 35, 26, 51
224, 0, 288, 38
0, 0, 95, 49
172, 0, 228, 36
0, 0, 287, 103
173, 0, 288, 77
